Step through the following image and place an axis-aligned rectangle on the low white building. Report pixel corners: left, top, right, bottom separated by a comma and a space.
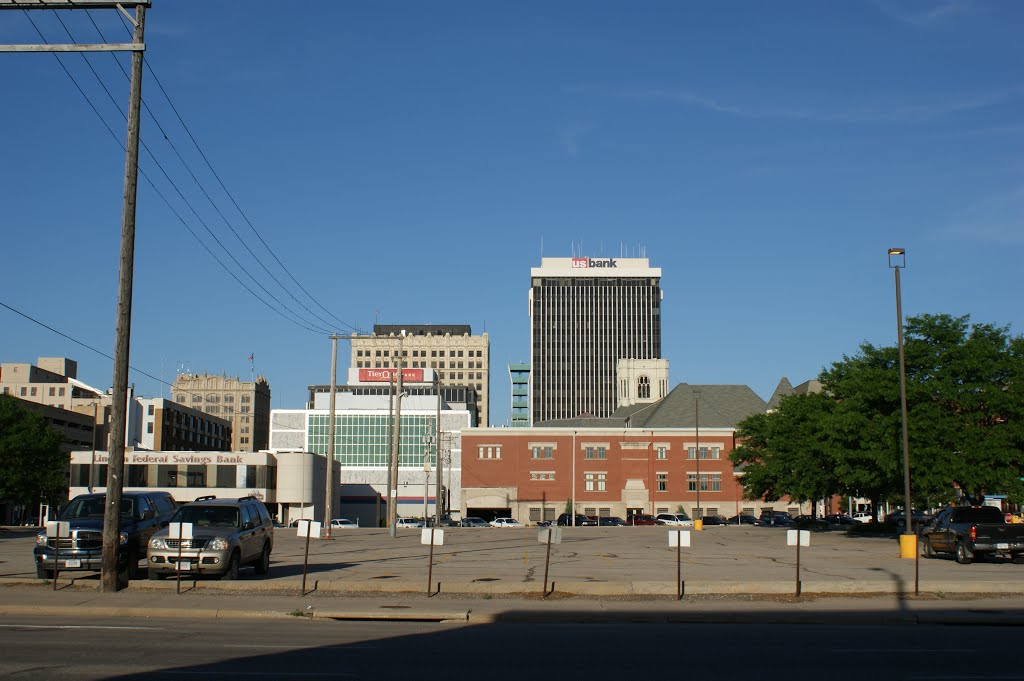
270, 368, 470, 526
69, 449, 328, 524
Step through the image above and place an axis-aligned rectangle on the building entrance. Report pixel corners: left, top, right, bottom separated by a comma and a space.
467, 507, 511, 522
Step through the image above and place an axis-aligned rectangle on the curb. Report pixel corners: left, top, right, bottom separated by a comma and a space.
0, 604, 471, 623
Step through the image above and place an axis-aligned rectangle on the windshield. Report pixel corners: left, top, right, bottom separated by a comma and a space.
172, 505, 240, 528
61, 496, 135, 520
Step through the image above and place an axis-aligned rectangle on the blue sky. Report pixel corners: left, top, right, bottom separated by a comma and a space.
1, 1, 1021, 426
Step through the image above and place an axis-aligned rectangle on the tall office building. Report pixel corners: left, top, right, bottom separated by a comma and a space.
350, 324, 489, 427
172, 373, 271, 452
529, 257, 662, 423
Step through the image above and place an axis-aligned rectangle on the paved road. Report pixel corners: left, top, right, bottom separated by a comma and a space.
0, 612, 1021, 680
3, 525, 1021, 595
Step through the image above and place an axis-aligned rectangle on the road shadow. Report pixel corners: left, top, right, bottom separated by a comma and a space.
93, 603, 1024, 681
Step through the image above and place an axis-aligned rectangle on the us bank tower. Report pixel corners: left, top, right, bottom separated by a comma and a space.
529, 257, 663, 424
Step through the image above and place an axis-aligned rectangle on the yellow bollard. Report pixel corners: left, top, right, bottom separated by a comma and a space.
899, 533, 917, 559
693, 519, 703, 531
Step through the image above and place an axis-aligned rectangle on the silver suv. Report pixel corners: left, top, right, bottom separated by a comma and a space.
147, 496, 273, 580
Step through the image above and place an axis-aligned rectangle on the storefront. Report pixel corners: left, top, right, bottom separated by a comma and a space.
68, 449, 326, 525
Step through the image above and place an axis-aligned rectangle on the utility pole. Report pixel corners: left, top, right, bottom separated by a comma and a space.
434, 372, 442, 527
387, 331, 406, 537
103, 2, 146, 593
323, 335, 338, 539
2, 0, 151, 595
320, 334, 366, 537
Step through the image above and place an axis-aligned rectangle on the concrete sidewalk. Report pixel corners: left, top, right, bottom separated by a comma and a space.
2, 581, 1024, 627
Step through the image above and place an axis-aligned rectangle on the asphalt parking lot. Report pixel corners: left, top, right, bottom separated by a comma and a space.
2, 524, 1020, 595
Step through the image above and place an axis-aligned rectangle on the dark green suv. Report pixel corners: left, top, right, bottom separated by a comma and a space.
147, 496, 274, 580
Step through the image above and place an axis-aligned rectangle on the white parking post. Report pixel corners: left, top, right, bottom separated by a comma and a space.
669, 529, 691, 599
297, 520, 321, 596
45, 521, 69, 591
538, 527, 562, 598
420, 528, 444, 596
168, 522, 193, 595
787, 529, 810, 596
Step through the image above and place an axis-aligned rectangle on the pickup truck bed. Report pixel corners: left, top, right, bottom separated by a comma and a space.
921, 506, 1024, 564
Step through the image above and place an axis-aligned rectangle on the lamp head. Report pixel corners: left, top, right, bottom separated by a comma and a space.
888, 247, 906, 269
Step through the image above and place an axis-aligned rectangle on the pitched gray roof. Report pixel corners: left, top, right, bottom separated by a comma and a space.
535, 382, 767, 430
766, 377, 794, 410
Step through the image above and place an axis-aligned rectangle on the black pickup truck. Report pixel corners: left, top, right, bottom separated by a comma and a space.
921, 505, 1024, 564
33, 491, 178, 580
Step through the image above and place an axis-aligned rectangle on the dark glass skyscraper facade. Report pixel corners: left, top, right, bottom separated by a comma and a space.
529, 257, 662, 423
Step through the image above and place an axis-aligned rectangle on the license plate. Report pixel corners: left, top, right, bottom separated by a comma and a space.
996, 543, 1009, 550
178, 561, 192, 571
65, 559, 81, 568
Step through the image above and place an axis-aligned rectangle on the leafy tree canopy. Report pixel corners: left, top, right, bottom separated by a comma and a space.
0, 394, 68, 508
733, 314, 1024, 507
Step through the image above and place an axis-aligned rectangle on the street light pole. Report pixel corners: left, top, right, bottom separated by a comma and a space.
889, 248, 915, 559
387, 331, 406, 537
694, 389, 702, 531
434, 372, 442, 528
324, 335, 339, 540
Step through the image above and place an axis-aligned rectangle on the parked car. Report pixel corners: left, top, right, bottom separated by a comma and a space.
921, 506, 1024, 564
626, 514, 664, 526
758, 512, 796, 526
396, 518, 424, 528
727, 514, 759, 525
795, 515, 829, 529
598, 516, 628, 526
886, 509, 932, 530
557, 513, 596, 526
490, 517, 523, 528
852, 512, 874, 524
460, 517, 490, 528
147, 496, 273, 581
656, 513, 694, 527
330, 518, 359, 529
699, 515, 729, 526
34, 491, 178, 581
824, 513, 858, 526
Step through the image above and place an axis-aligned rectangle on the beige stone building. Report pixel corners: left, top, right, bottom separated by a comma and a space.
0, 357, 111, 446
172, 373, 271, 452
350, 324, 490, 426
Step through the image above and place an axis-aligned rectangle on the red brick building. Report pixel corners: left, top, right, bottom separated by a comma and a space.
462, 383, 810, 523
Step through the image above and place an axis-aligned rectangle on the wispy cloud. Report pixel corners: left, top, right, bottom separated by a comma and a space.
874, 0, 975, 28
610, 86, 1021, 124
937, 186, 1024, 244
559, 122, 597, 156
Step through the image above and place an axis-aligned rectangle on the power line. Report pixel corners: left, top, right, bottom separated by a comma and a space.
111, 10, 363, 335
23, 11, 331, 336
0, 298, 309, 436
86, 10, 351, 335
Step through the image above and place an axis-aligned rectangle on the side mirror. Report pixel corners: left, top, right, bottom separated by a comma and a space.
140, 509, 155, 520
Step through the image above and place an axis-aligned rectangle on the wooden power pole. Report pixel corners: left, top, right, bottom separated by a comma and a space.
0, 0, 151, 594
102, 2, 146, 593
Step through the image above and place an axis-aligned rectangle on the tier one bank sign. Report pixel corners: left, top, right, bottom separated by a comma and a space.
572, 258, 617, 269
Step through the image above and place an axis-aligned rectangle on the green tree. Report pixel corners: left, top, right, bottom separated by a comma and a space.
0, 394, 67, 510
824, 313, 1024, 507
731, 392, 838, 508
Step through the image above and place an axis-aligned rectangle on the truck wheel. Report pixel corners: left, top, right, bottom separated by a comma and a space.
922, 537, 936, 558
254, 544, 270, 576
1012, 553, 1024, 565
36, 566, 54, 580
221, 551, 240, 580
955, 540, 972, 565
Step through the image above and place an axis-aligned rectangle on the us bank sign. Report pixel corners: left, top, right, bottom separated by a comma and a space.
572, 257, 617, 269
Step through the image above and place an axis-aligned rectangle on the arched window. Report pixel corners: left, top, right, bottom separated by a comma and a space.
637, 375, 651, 399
